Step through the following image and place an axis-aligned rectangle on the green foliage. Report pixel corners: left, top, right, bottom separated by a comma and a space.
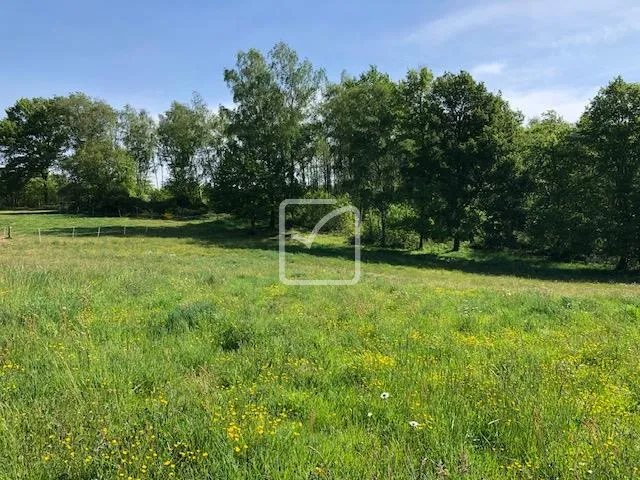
398, 68, 439, 243
157, 95, 212, 207
0, 93, 123, 209
59, 140, 136, 211
57, 92, 118, 150
287, 189, 355, 235
521, 112, 597, 257
362, 204, 420, 248
118, 106, 157, 195
578, 77, 640, 269
427, 72, 523, 251
17, 176, 60, 207
1, 44, 640, 268
323, 67, 401, 245
216, 44, 324, 228
383, 203, 420, 248
0, 97, 68, 200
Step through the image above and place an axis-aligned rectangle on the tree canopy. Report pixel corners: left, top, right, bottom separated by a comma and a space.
2, 44, 640, 269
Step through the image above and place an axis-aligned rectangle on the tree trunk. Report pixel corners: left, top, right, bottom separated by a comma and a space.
269, 208, 276, 230
380, 208, 386, 247
325, 164, 331, 191
418, 233, 424, 250
41, 171, 49, 205
452, 234, 460, 252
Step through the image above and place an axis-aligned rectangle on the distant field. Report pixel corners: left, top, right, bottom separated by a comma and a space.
1, 212, 639, 479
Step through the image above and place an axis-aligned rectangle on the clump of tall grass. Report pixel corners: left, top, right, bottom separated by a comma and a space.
157, 301, 256, 351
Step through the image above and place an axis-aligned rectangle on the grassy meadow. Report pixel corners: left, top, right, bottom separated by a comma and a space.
1, 211, 640, 479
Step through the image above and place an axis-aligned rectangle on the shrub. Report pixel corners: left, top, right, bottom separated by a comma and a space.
287, 190, 355, 236
159, 301, 255, 351
363, 203, 420, 248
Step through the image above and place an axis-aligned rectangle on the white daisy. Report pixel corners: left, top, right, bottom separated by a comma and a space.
380, 392, 390, 400
409, 421, 419, 428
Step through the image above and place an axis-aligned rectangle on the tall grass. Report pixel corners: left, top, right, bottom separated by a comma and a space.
0, 212, 639, 478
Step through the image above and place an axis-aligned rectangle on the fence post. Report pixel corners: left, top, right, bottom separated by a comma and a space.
123, 226, 126, 236
7, 226, 11, 239
97, 226, 101, 238
38, 228, 41, 243
72, 227, 76, 239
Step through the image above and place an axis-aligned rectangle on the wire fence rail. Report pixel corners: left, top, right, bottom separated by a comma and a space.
2, 225, 152, 241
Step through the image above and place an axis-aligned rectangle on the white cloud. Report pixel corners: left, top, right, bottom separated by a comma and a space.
550, 14, 640, 47
502, 87, 599, 122
405, 0, 636, 46
400, 0, 636, 122
471, 62, 506, 76
405, 2, 514, 45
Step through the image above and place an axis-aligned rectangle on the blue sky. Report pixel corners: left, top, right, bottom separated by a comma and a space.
1, 0, 639, 122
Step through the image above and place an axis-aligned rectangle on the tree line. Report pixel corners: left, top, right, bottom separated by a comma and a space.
1, 43, 640, 269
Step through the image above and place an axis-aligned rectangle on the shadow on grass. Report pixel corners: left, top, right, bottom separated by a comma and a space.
42, 218, 639, 285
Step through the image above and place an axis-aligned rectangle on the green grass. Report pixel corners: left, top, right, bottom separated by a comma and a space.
1, 212, 639, 479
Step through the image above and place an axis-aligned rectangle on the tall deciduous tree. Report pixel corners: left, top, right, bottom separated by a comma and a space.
219, 44, 324, 228
218, 49, 283, 227
0, 97, 68, 203
398, 67, 437, 248
60, 140, 135, 211
323, 67, 400, 245
269, 42, 326, 192
476, 96, 524, 248
521, 112, 596, 257
118, 106, 157, 195
57, 93, 118, 151
427, 71, 520, 251
157, 94, 211, 206
579, 77, 640, 269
